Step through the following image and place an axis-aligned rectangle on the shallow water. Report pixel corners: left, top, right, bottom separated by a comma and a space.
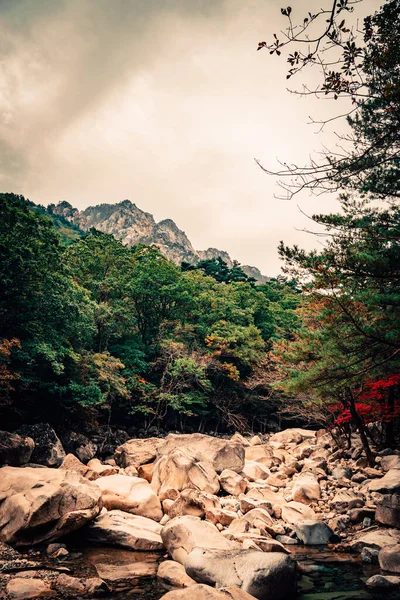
59, 544, 399, 600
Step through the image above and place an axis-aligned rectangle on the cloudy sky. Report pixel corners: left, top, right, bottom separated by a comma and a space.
0, 0, 380, 274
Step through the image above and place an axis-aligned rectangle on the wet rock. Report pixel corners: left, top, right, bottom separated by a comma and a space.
295, 520, 337, 545
161, 515, 238, 564
157, 560, 196, 588
157, 434, 245, 474
151, 449, 220, 500
95, 474, 162, 521
366, 574, 400, 589
5, 578, 52, 599
0, 431, 34, 467
86, 509, 163, 550
16, 424, 65, 467
219, 469, 247, 496
185, 547, 297, 600
379, 544, 400, 573
0, 466, 102, 546
114, 438, 158, 468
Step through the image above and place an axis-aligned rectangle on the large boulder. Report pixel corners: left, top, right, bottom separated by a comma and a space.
368, 469, 400, 494
295, 520, 336, 545
219, 469, 247, 496
167, 489, 220, 519
86, 509, 163, 550
161, 515, 239, 564
0, 431, 34, 466
381, 455, 400, 471
159, 584, 259, 599
292, 473, 320, 505
16, 423, 65, 467
379, 544, 400, 573
0, 466, 102, 546
114, 437, 159, 468
60, 430, 97, 463
157, 434, 245, 474
151, 450, 220, 500
281, 501, 316, 525
95, 474, 162, 521
270, 429, 316, 445
350, 528, 400, 552
157, 560, 196, 589
185, 547, 297, 600
376, 494, 400, 527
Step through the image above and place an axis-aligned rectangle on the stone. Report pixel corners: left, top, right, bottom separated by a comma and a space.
151, 449, 220, 500
5, 578, 52, 599
331, 466, 352, 480
17, 423, 65, 467
243, 508, 273, 529
95, 474, 162, 521
330, 489, 364, 512
157, 560, 196, 588
295, 520, 337, 545
249, 435, 263, 446
270, 428, 316, 444
379, 544, 400, 573
281, 501, 316, 525
114, 437, 159, 468
83, 578, 110, 595
220, 469, 247, 496
86, 509, 163, 550
185, 547, 297, 600
350, 528, 400, 552
168, 489, 220, 519
59, 453, 96, 479
60, 430, 97, 463
381, 455, 400, 471
0, 466, 102, 546
361, 547, 379, 564
366, 575, 400, 589
206, 508, 238, 527
157, 434, 245, 474
161, 515, 239, 564
242, 461, 270, 481
87, 458, 118, 477
55, 574, 86, 594
94, 561, 157, 586
0, 431, 34, 466
376, 494, 400, 527
159, 584, 258, 599
348, 507, 375, 523
239, 497, 273, 516
137, 462, 154, 482
292, 473, 320, 505
368, 469, 400, 494
244, 446, 274, 467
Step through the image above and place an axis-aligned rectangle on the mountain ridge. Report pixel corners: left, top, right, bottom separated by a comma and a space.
49, 199, 268, 283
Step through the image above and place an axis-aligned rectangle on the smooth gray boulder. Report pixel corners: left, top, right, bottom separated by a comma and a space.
185, 547, 297, 600
295, 520, 337, 545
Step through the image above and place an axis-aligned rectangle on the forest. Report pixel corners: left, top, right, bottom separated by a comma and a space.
1, 0, 399, 463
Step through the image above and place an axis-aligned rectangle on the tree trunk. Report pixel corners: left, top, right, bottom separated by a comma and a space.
347, 389, 374, 466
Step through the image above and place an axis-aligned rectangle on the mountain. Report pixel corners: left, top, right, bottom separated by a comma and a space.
48, 199, 268, 282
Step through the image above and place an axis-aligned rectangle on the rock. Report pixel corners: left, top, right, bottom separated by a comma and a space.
249, 435, 263, 446
368, 469, 400, 494
379, 544, 400, 573
206, 508, 238, 527
168, 489, 220, 519
151, 449, 220, 500
243, 508, 273, 529
270, 428, 316, 444
0, 431, 34, 466
157, 560, 196, 588
5, 578, 52, 599
348, 507, 375, 524
244, 446, 274, 467
328, 515, 350, 531
292, 473, 320, 505
114, 438, 159, 468
16, 424, 65, 467
220, 469, 247, 496
94, 561, 157, 587
281, 501, 316, 525
381, 455, 400, 471
86, 509, 163, 550
350, 528, 400, 552
46, 542, 69, 559
137, 462, 154, 482
239, 497, 273, 516
59, 453, 96, 479
157, 434, 245, 474
185, 547, 297, 600
159, 584, 258, 599
366, 574, 400, 589
60, 430, 97, 463
0, 466, 102, 546
361, 547, 379, 564
87, 458, 118, 477
83, 578, 109, 595
55, 574, 86, 595
330, 489, 364, 512
242, 461, 270, 481
376, 494, 400, 527
161, 515, 239, 564
295, 520, 337, 545
95, 474, 162, 521
331, 466, 352, 480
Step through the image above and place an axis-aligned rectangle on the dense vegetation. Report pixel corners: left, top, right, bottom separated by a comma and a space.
0, 193, 300, 434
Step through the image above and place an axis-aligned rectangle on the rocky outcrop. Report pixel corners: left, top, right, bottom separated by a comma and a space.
114, 438, 159, 468
16, 424, 65, 467
0, 431, 34, 466
0, 466, 102, 546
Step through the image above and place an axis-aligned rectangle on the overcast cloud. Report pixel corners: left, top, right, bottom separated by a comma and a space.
0, 0, 381, 274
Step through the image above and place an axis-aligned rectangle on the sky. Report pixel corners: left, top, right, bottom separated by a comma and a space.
0, 0, 381, 275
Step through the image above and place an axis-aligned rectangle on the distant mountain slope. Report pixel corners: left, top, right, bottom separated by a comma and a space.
46, 199, 268, 282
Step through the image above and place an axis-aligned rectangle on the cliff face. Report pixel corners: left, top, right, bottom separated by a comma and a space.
51, 199, 268, 282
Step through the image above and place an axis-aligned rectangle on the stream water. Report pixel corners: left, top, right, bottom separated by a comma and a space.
56, 544, 400, 600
